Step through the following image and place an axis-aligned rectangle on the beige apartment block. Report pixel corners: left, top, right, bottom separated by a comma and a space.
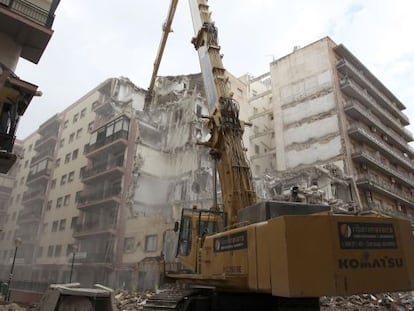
248, 37, 414, 218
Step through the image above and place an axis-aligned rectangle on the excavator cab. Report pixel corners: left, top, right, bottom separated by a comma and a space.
176, 208, 226, 273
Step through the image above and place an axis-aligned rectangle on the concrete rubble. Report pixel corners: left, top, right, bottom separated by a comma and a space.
320, 292, 414, 310
110, 289, 414, 310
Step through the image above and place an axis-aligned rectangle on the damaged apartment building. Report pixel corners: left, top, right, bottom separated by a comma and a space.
246, 37, 414, 219
0, 73, 220, 291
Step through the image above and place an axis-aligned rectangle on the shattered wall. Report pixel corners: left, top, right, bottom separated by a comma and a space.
270, 38, 344, 172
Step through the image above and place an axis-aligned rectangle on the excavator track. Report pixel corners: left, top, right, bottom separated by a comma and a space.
143, 288, 204, 310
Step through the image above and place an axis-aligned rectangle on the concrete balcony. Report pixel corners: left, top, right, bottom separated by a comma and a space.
344, 100, 414, 155
340, 78, 411, 140
82, 157, 125, 184
21, 188, 45, 205
337, 59, 409, 125
356, 174, 414, 208
26, 167, 51, 185
0, 0, 59, 63
74, 251, 113, 264
77, 187, 121, 209
34, 135, 57, 152
84, 130, 128, 157
348, 125, 414, 172
73, 223, 117, 238
17, 207, 41, 225
351, 150, 414, 188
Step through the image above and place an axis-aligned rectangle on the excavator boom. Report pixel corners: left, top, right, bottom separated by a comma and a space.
144, 0, 179, 111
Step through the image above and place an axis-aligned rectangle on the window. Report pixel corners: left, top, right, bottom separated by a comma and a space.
61, 174, 67, 185
52, 221, 58, 232
72, 149, 79, 160
60, 139, 65, 148
88, 122, 94, 132
75, 191, 82, 203
12, 212, 16, 220
59, 219, 66, 231
70, 217, 78, 229
76, 128, 83, 138
46, 200, 52, 210
64, 195, 70, 206
73, 113, 79, 123
28, 144, 32, 152
20, 177, 24, 185
42, 223, 48, 233
55, 158, 61, 168
64, 120, 69, 128
79, 166, 86, 178
65, 153, 71, 163
145, 235, 158, 252
24, 160, 28, 168
50, 179, 56, 189
68, 171, 75, 182
81, 108, 87, 118
69, 133, 75, 143
47, 246, 54, 257
255, 144, 260, 154
55, 245, 62, 257
56, 197, 63, 208
16, 194, 20, 202
124, 237, 135, 253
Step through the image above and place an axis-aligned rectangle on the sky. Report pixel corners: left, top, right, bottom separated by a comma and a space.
15, 0, 414, 141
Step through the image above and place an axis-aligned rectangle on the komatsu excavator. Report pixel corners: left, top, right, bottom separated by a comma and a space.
143, 0, 414, 310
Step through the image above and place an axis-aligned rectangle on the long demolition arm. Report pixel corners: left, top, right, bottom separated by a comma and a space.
144, 0, 179, 111
189, 0, 256, 225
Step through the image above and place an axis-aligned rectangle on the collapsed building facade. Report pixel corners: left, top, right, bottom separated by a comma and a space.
0, 36, 413, 296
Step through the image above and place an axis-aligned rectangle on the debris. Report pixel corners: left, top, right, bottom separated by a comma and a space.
114, 289, 155, 310
320, 292, 414, 310
0, 303, 27, 311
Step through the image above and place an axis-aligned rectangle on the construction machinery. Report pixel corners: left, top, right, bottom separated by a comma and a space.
144, 0, 414, 310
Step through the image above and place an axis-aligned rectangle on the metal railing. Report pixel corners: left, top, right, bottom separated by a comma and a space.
26, 167, 51, 183
82, 157, 124, 179
78, 187, 122, 205
84, 130, 128, 154
0, 0, 55, 27
337, 59, 409, 124
74, 222, 117, 235
9, 280, 49, 293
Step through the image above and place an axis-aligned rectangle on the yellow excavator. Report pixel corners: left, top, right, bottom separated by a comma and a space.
143, 0, 414, 310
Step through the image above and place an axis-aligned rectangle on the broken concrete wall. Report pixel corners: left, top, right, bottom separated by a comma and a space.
270, 38, 344, 172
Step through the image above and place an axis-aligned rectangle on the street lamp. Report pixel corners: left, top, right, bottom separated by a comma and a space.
6, 237, 22, 302
69, 244, 78, 283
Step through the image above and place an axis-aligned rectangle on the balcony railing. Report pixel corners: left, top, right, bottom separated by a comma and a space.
348, 125, 414, 171
26, 167, 51, 183
82, 157, 124, 180
17, 207, 42, 224
344, 100, 414, 154
352, 150, 414, 188
75, 251, 113, 264
337, 59, 409, 125
78, 187, 121, 208
84, 130, 128, 155
0, 0, 55, 27
31, 148, 54, 165
356, 174, 414, 206
340, 78, 411, 139
364, 203, 413, 222
22, 189, 45, 202
73, 222, 117, 237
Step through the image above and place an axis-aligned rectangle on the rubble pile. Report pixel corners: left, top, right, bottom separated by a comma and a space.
114, 289, 154, 310
0, 303, 27, 311
321, 292, 414, 310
